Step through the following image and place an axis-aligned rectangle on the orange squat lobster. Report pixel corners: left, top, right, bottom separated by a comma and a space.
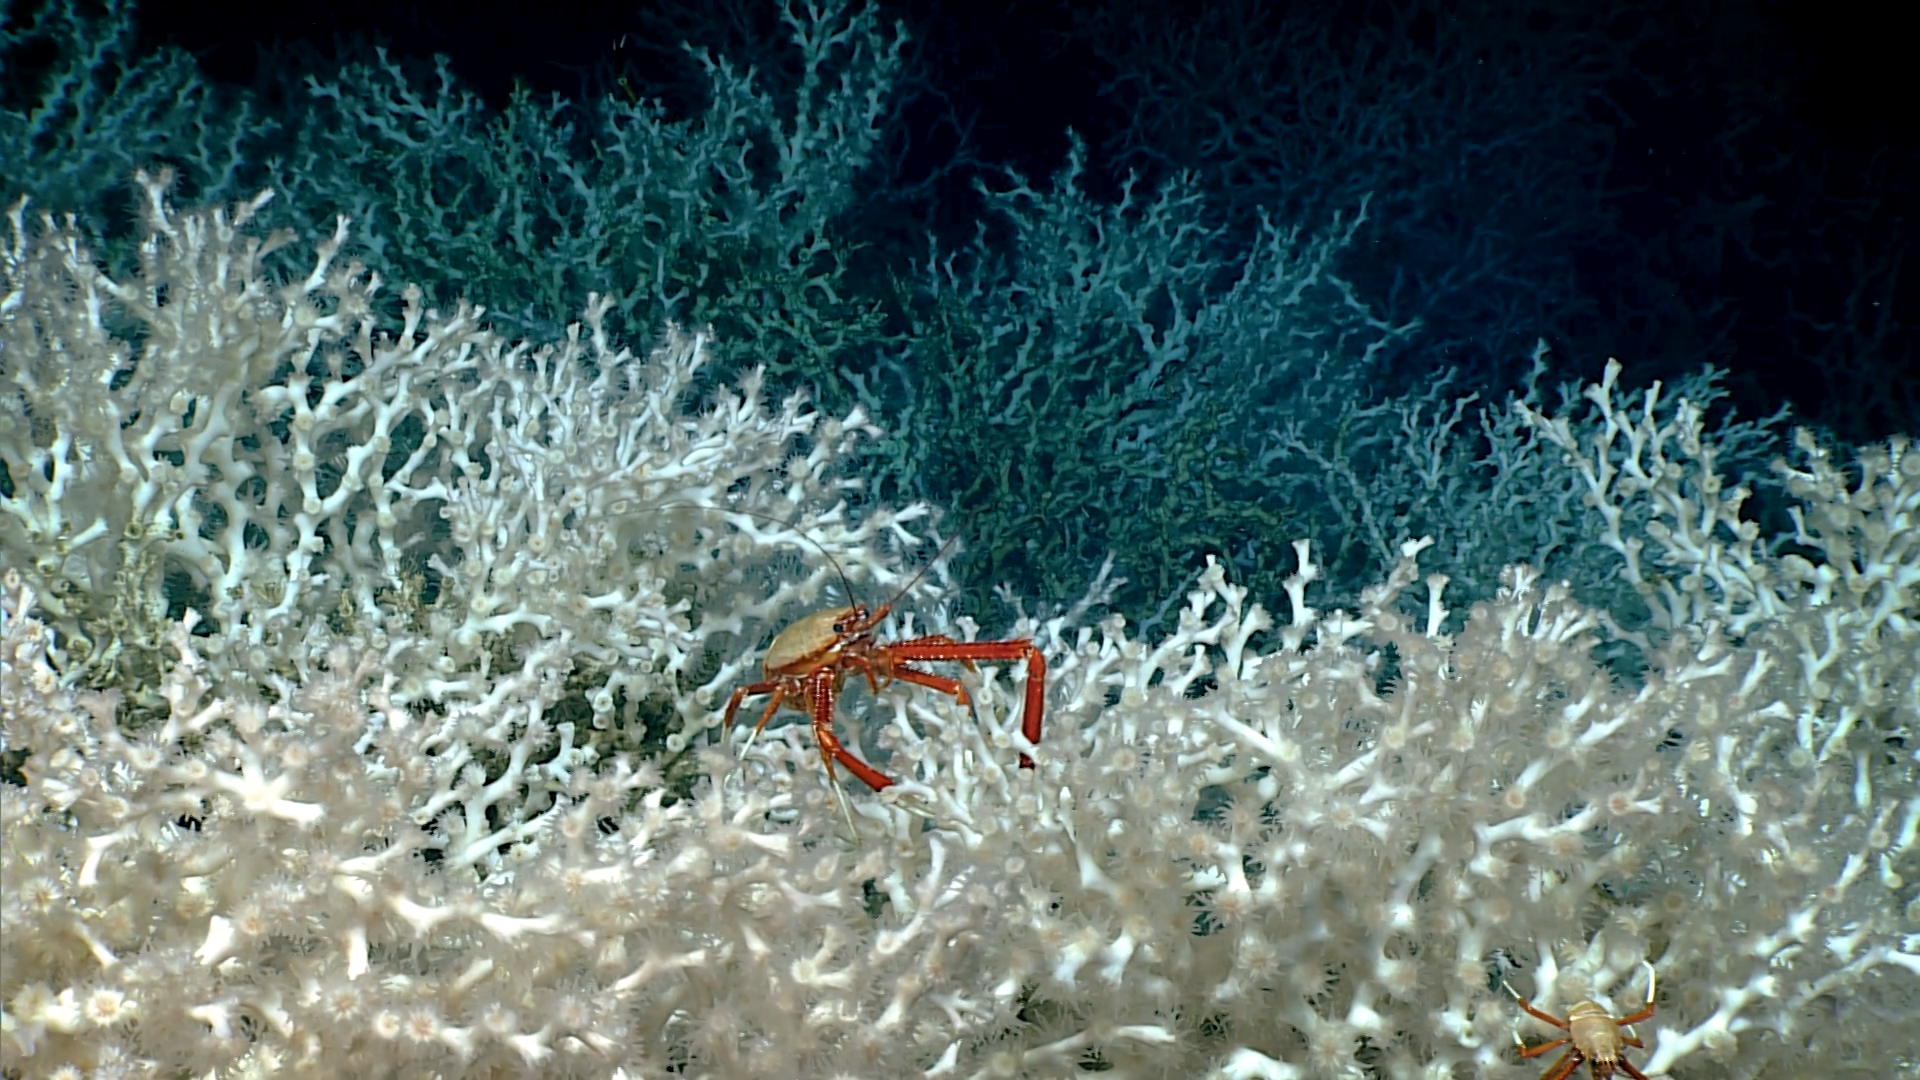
723, 596, 1046, 793
1510, 963, 1658, 1080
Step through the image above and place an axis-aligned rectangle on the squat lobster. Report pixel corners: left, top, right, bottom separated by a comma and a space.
1508, 963, 1658, 1080
722, 522, 1046, 794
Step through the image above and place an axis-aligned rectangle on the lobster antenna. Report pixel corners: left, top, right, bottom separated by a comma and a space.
876, 520, 966, 615
652, 501, 859, 604
654, 501, 961, 612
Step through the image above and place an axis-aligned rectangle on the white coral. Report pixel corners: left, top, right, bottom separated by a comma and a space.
4, 186, 1916, 1080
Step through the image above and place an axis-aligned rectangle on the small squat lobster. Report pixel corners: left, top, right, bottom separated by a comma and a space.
722, 526, 1047, 794
1508, 963, 1658, 1080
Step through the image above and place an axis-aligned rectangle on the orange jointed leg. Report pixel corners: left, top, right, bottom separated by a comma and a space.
886, 639, 1046, 767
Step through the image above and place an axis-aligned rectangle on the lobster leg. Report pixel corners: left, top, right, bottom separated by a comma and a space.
1512, 997, 1572, 1031
1539, 1049, 1582, 1080
887, 664, 973, 705
884, 638, 1047, 767
804, 669, 896, 792
724, 681, 793, 766
1614, 1000, 1657, 1025
1516, 1037, 1571, 1059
